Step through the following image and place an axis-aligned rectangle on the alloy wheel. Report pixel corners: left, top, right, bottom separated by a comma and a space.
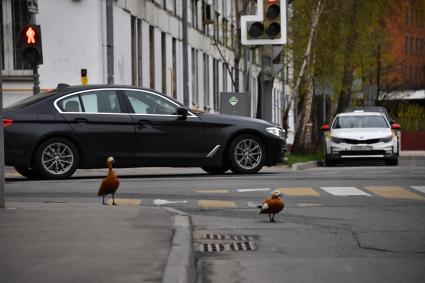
234, 138, 263, 170
41, 142, 74, 175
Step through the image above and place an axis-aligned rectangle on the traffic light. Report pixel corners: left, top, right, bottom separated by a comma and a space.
241, 0, 287, 45
16, 24, 43, 66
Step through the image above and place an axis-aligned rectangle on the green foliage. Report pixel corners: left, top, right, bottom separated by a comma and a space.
288, 0, 398, 106
286, 152, 324, 166
395, 103, 425, 131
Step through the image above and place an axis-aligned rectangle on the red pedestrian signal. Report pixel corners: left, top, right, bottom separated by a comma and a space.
17, 24, 43, 66
25, 26, 37, 44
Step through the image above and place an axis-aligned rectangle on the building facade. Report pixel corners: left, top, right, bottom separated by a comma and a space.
382, 0, 425, 92
1, 0, 287, 127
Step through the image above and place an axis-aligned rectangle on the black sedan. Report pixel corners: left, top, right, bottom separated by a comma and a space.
3, 85, 286, 179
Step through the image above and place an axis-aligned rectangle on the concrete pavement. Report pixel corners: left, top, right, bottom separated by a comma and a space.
0, 202, 194, 283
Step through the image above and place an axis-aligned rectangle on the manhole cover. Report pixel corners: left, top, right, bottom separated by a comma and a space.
200, 241, 256, 252
202, 233, 255, 241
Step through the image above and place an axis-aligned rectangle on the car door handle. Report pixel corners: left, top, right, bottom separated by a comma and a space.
73, 118, 89, 123
138, 119, 152, 125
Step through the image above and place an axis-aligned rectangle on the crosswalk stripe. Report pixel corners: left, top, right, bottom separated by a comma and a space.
411, 186, 425, 194
278, 187, 320, 196
106, 198, 141, 206
196, 189, 229, 194
366, 186, 425, 200
197, 200, 237, 209
238, 188, 270, 193
321, 187, 371, 197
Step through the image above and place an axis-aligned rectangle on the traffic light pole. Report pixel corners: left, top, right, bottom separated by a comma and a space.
33, 66, 40, 94
30, 13, 40, 95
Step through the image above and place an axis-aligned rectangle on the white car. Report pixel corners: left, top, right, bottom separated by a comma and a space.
321, 111, 400, 166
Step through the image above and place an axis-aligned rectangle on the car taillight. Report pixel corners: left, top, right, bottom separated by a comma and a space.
3, 119, 13, 127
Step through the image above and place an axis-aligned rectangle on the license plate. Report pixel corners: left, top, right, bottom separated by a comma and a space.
351, 146, 372, 151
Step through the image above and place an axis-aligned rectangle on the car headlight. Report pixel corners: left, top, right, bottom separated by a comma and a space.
379, 136, 393, 143
266, 127, 286, 139
331, 137, 344, 143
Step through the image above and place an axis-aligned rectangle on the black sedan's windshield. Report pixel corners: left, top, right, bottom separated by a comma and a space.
333, 115, 389, 129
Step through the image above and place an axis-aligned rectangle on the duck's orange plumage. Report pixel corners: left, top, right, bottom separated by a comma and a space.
97, 157, 119, 205
258, 190, 284, 222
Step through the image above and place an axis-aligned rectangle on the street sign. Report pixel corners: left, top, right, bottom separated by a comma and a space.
241, 0, 287, 45
220, 92, 251, 117
27, 0, 38, 14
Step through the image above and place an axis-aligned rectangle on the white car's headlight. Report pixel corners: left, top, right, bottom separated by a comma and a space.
379, 136, 394, 143
266, 127, 286, 139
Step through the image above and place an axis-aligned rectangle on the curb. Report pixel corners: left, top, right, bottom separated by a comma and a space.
162, 209, 195, 283
291, 160, 319, 170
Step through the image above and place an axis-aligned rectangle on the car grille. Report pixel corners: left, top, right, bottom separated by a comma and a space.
340, 138, 380, 144
339, 150, 386, 156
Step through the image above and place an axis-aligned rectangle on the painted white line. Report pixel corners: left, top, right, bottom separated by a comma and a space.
237, 188, 271, 193
411, 186, 425, 194
309, 172, 340, 175
321, 187, 372, 197
153, 199, 188, 206
247, 201, 260, 207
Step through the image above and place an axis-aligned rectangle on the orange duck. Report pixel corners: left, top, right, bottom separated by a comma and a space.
258, 190, 284, 222
97, 157, 120, 205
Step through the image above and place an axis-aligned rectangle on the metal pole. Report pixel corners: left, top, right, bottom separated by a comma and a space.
182, 0, 189, 106
0, 40, 5, 208
106, 0, 114, 84
30, 13, 40, 95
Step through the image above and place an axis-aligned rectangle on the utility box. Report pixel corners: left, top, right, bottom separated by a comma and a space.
220, 92, 251, 117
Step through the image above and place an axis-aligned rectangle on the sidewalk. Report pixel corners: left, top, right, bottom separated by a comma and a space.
399, 150, 425, 157
0, 202, 194, 283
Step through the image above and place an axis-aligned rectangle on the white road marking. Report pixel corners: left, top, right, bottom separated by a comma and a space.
153, 199, 188, 205
309, 172, 340, 175
321, 187, 372, 197
237, 188, 271, 193
247, 202, 260, 207
411, 186, 425, 194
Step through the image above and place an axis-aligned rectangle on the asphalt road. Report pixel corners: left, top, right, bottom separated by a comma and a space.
4, 158, 425, 283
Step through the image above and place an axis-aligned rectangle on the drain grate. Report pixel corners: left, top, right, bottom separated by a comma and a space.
202, 233, 255, 241
201, 241, 256, 252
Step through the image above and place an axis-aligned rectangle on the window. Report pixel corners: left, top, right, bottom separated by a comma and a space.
172, 37, 177, 99
333, 115, 389, 129
213, 58, 219, 110
1, 2, 4, 69
149, 26, 155, 89
203, 53, 210, 107
58, 91, 122, 114
1, 0, 32, 73
191, 48, 199, 104
60, 96, 83, 113
124, 90, 178, 115
191, 0, 198, 29
161, 32, 167, 94
81, 90, 121, 113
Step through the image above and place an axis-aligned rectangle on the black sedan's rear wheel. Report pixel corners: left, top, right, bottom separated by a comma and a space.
201, 166, 229, 174
229, 134, 265, 174
34, 138, 79, 179
14, 167, 40, 179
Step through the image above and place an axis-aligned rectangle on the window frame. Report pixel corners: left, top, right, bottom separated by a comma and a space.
1, 0, 32, 75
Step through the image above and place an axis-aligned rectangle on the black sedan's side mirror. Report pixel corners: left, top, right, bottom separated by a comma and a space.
176, 107, 189, 120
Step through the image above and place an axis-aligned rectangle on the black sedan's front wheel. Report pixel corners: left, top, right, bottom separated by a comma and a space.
229, 134, 265, 174
34, 138, 79, 179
